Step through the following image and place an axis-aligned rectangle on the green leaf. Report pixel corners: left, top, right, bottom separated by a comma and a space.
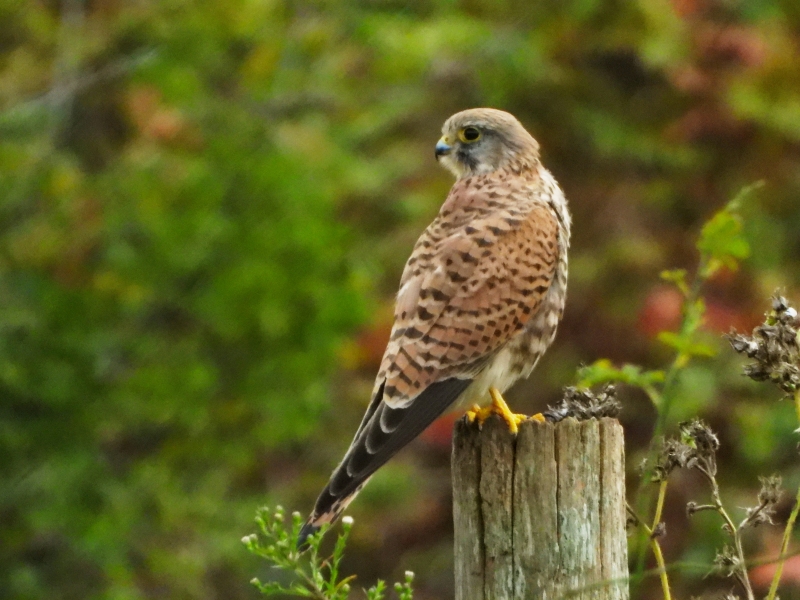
656, 331, 716, 358
577, 359, 665, 389
245, 507, 410, 599
696, 183, 762, 278
366, 580, 387, 600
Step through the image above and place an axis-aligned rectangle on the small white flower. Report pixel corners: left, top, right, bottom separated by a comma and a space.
342, 515, 354, 526
241, 534, 256, 545
404, 570, 415, 580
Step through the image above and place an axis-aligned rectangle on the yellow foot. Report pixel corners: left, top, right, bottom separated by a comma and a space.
466, 403, 493, 425
465, 388, 545, 434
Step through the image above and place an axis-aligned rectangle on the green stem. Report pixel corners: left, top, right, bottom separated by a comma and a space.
766, 486, 800, 600
633, 272, 708, 594
628, 503, 672, 600
765, 389, 800, 600
795, 387, 800, 424
652, 481, 672, 600
650, 538, 672, 600
652, 480, 668, 531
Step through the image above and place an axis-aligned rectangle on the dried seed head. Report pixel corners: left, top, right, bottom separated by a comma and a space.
681, 419, 719, 476
729, 335, 759, 357
741, 474, 783, 529
713, 545, 740, 578
773, 295, 790, 314
653, 437, 694, 481
544, 384, 620, 422
680, 419, 720, 457
728, 295, 800, 396
655, 420, 720, 481
758, 474, 783, 506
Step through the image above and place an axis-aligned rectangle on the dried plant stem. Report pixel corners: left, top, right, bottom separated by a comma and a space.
765, 389, 800, 600
697, 466, 755, 600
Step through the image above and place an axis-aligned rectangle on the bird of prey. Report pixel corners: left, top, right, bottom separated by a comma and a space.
298, 108, 571, 546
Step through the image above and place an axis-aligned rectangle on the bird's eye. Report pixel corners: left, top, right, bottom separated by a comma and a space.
459, 127, 481, 143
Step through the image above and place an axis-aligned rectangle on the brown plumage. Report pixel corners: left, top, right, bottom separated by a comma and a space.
299, 108, 571, 546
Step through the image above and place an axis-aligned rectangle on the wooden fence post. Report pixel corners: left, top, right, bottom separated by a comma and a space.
452, 415, 628, 600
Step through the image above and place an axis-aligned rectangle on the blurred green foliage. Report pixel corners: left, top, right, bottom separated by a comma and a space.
3, 0, 800, 599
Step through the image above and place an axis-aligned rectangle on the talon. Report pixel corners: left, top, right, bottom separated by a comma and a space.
465, 389, 537, 433
489, 387, 528, 434
466, 403, 492, 426
531, 412, 546, 423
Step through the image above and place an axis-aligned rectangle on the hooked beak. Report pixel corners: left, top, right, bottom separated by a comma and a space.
435, 137, 452, 159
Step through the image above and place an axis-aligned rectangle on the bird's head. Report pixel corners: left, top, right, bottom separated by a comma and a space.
435, 108, 540, 179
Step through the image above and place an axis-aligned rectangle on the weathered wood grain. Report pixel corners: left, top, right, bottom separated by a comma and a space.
453, 417, 485, 600
452, 416, 628, 600
513, 419, 558, 599
599, 418, 628, 600
479, 416, 515, 600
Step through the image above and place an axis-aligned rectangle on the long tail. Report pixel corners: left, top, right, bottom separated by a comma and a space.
297, 478, 371, 548
297, 377, 471, 548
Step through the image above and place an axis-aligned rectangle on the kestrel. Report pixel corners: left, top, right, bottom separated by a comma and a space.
298, 108, 570, 546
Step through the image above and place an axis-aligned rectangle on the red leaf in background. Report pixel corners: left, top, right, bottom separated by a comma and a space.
638, 285, 683, 338
666, 104, 750, 143
698, 24, 768, 68
353, 316, 392, 371
669, 65, 712, 94
638, 282, 758, 338
750, 531, 800, 590
704, 298, 758, 333
671, 0, 704, 19
420, 412, 459, 449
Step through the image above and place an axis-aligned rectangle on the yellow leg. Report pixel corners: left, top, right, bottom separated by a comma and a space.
489, 387, 525, 434
464, 387, 546, 434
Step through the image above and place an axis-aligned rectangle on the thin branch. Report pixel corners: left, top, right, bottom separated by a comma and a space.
690, 504, 718, 514
697, 464, 755, 600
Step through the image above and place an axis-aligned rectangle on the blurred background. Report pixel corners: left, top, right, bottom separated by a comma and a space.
2, 0, 800, 598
